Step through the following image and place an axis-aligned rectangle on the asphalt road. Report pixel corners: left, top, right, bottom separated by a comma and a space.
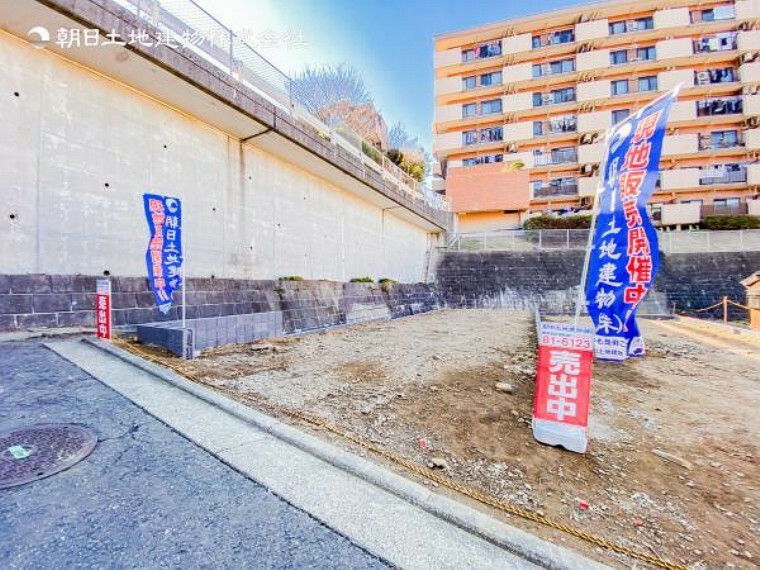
0, 341, 387, 569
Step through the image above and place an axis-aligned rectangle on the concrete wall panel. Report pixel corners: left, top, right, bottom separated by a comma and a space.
0, 34, 430, 283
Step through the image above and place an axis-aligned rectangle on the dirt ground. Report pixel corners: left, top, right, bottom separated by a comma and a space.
165, 310, 759, 569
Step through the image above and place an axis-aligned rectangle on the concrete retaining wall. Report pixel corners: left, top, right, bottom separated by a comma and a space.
0, 31, 436, 283
0, 274, 439, 332
436, 250, 760, 319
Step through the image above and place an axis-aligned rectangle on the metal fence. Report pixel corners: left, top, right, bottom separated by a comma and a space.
110, 0, 447, 211
447, 229, 760, 253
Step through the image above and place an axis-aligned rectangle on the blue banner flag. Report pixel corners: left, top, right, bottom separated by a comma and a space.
585, 88, 679, 361
143, 194, 183, 314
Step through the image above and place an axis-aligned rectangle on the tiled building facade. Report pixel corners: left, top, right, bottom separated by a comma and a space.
433, 0, 760, 232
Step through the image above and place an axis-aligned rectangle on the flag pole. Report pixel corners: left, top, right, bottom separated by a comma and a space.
574, 128, 613, 327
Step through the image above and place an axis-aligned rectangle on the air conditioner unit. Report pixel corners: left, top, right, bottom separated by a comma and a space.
696, 70, 710, 85
581, 163, 594, 174
739, 21, 750, 31
747, 116, 760, 129
741, 52, 756, 64
507, 143, 518, 153
626, 20, 638, 32
542, 94, 553, 104
580, 133, 593, 144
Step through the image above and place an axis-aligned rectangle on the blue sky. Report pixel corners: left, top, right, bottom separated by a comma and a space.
197, 0, 584, 149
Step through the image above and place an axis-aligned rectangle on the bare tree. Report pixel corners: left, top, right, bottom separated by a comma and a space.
292, 64, 372, 117
388, 122, 420, 150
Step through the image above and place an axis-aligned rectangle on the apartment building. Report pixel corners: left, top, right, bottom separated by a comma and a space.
433, 0, 760, 232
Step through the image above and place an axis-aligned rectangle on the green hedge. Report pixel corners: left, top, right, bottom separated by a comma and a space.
523, 215, 592, 230
701, 215, 760, 230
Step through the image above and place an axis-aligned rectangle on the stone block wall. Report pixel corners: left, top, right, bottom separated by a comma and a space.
0, 274, 440, 333
435, 250, 760, 320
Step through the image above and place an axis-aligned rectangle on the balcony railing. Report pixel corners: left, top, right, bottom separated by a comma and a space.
534, 92, 576, 107
690, 6, 736, 24
698, 133, 744, 150
696, 97, 743, 117
695, 68, 737, 85
693, 33, 737, 53
533, 116, 578, 136
610, 48, 656, 66
532, 30, 575, 49
532, 182, 579, 198
699, 167, 747, 185
462, 41, 502, 62
702, 203, 749, 217
534, 149, 578, 166
109, 0, 444, 210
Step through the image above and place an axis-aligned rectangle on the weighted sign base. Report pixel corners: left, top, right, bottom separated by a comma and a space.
532, 418, 587, 454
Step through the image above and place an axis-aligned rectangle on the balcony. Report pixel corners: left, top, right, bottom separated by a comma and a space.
654, 7, 691, 29
745, 94, 760, 116
660, 202, 702, 226
503, 33, 533, 55
434, 76, 462, 96
608, 17, 654, 36
533, 148, 578, 166
462, 127, 503, 147
662, 133, 699, 156
699, 165, 747, 185
433, 131, 463, 155
504, 92, 534, 113
749, 164, 760, 185
696, 96, 743, 117
696, 67, 738, 86
532, 180, 579, 198
576, 49, 610, 72
434, 48, 460, 68
659, 69, 694, 91
690, 5, 736, 24
532, 115, 578, 137
702, 202, 749, 217
657, 38, 694, 60
661, 168, 700, 190
737, 0, 760, 20
575, 19, 609, 42
503, 62, 533, 83
532, 89, 576, 107
503, 121, 536, 142
697, 133, 744, 151
670, 101, 699, 122
435, 104, 461, 123
693, 33, 738, 54
462, 40, 502, 63
746, 129, 760, 150
610, 47, 656, 67
578, 177, 599, 197
577, 80, 611, 102
578, 143, 604, 164
577, 111, 611, 133
532, 58, 576, 78
532, 29, 575, 49
738, 29, 760, 51
740, 61, 760, 83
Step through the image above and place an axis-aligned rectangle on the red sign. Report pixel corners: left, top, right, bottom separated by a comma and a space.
95, 279, 112, 341
532, 322, 594, 453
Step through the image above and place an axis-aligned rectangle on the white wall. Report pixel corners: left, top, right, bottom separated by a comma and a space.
0, 34, 431, 282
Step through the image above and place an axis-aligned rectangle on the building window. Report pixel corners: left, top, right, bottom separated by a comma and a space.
532, 36, 541, 49
711, 130, 739, 148
463, 130, 477, 145
713, 197, 741, 209
612, 109, 630, 124
638, 76, 657, 92
696, 97, 743, 116
462, 153, 504, 167
462, 103, 477, 118
609, 17, 653, 35
463, 76, 476, 90
549, 29, 574, 45
532, 64, 542, 78
481, 99, 502, 115
695, 67, 736, 85
480, 71, 502, 87
461, 41, 502, 63
533, 121, 543, 136
611, 80, 629, 96
552, 87, 575, 104
611, 50, 628, 65
636, 46, 656, 61
462, 49, 476, 62
533, 92, 544, 107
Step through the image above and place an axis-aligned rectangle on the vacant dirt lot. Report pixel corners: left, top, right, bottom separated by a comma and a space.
165, 310, 759, 568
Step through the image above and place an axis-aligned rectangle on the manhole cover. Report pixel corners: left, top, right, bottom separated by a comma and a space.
0, 424, 97, 489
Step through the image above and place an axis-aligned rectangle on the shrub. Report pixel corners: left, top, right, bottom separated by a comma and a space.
523, 215, 592, 230
279, 276, 304, 281
701, 215, 760, 230
349, 276, 374, 283
385, 148, 404, 166
378, 278, 397, 284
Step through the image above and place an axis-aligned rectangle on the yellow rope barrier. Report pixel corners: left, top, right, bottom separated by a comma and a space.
113, 337, 688, 570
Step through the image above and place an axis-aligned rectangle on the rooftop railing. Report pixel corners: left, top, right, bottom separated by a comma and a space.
110, 0, 447, 211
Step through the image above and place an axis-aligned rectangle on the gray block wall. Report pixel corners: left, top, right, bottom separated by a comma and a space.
435, 250, 760, 320
0, 275, 440, 332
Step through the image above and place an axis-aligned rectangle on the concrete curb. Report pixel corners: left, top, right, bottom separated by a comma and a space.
82, 337, 609, 570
